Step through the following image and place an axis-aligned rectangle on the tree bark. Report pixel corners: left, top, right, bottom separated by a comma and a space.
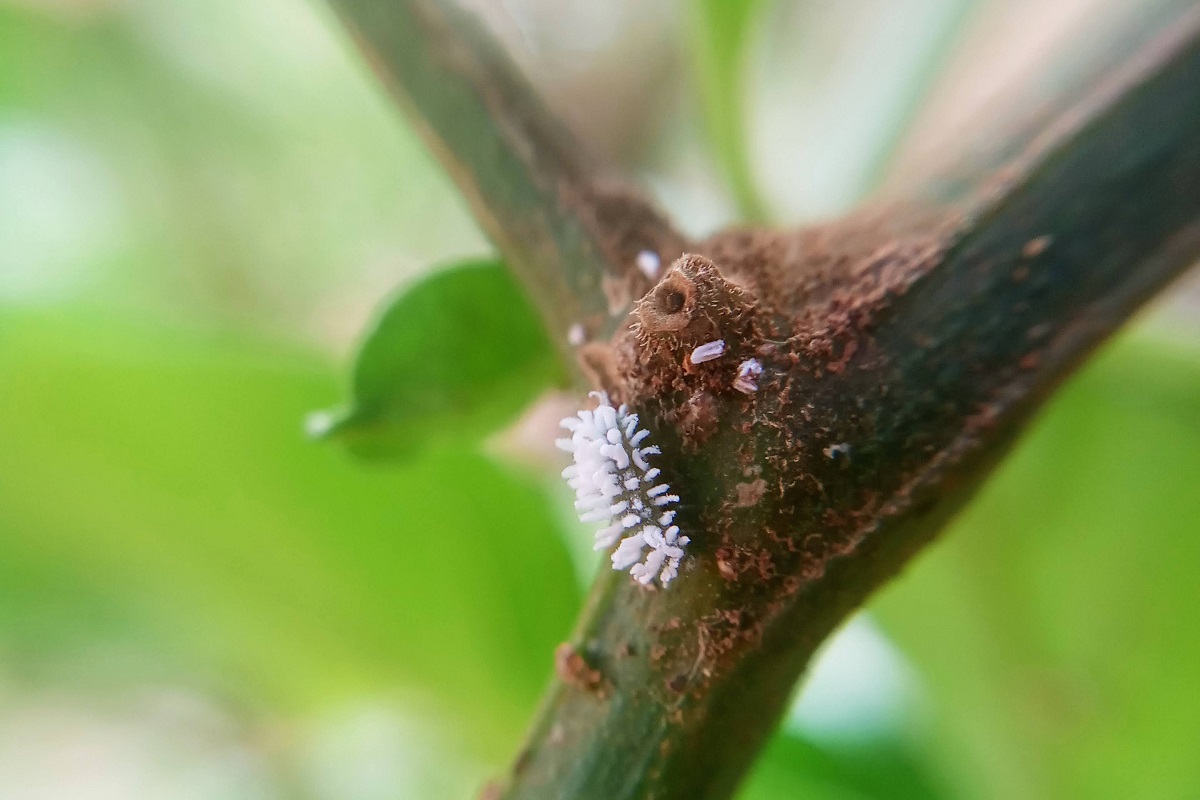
324, 2, 1200, 797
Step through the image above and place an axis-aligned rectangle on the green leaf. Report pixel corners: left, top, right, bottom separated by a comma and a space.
738, 731, 950, 800
0, 308, 579, 758
309, 259, 562, 459
692, 0, 770, 221
871, 333, 1200, 799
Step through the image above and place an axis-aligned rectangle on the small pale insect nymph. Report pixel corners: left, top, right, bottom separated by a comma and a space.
557, 393, 688, 587
732, 358, 763, 394
690, 339, 726, 365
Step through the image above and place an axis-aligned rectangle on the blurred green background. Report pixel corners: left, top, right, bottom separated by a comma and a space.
2, 0, 1199, 797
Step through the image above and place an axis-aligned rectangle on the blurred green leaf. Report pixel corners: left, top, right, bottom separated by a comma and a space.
871, 334, 1200, 800
0, 2, 482, 335
738, 731, 950, 800
310, 259, 561, 459
692, 0, 770, 221
0, 308, 579, 759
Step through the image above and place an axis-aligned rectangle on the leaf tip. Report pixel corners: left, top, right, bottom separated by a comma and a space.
303, 408, 347, 441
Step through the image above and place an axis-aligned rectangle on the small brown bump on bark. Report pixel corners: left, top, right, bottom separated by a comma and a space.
823, 443, 852, 462
675, 390, 720, 448
1023, 235, 1053, 258
633, 254, 756, 343
716, 548, 737, 582
735, 479, 767, 507
638, 268, 696, 334
555, 642, 605, 694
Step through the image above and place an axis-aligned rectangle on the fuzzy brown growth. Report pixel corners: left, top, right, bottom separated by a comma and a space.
633, 254, 757, 345
638, 269, 694, 333
587, 211, 963, 697
673, 390, 720, 449
612, 212, 956, 416
552, 208, 991, 759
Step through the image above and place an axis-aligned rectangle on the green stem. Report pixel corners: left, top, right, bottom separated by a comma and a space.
325, 0, 687, 346
692, 0, 771, 222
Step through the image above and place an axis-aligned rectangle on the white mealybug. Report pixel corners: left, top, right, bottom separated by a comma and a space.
557, 393, 688, 587
732, 358, 763, 394
690, 339, 726, 365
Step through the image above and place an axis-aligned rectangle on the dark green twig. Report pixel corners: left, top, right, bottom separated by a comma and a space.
326, 0, 687, 348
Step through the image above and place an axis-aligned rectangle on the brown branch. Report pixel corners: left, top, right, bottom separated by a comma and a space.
493, 10, 1200, 800
326, 2, 1200, 798
325, 0, 687, 350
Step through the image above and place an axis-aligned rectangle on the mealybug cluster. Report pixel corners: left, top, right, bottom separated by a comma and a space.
557, 393, 688, 587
